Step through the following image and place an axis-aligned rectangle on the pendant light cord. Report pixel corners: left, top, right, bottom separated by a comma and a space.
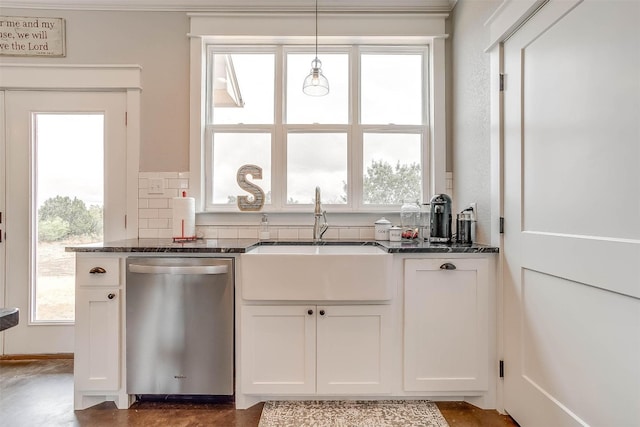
314, 0, 318, 60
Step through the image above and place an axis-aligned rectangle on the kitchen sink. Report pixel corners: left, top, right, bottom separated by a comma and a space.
246, 244, 386, 255
241, 244, 393, 301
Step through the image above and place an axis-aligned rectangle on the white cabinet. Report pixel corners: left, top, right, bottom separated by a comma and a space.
74, 254, 129, 410
241, 305, 316, 395
241, 304, 391, 395
404, 258, 489, 392
75, 287, 120, 391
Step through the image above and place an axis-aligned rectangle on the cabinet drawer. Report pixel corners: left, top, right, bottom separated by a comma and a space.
76, 256, 121, 287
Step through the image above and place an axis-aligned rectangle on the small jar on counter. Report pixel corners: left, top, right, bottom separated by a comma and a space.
389, 226, 402, 242
374, 217, 392, 241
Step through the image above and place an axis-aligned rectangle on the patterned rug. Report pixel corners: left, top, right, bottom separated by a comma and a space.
258, 400, 450, 427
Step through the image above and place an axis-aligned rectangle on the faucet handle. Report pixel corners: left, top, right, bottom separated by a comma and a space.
319, 211, 329, 238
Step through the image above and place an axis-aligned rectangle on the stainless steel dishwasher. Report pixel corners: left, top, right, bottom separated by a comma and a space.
126, 257, 234, 397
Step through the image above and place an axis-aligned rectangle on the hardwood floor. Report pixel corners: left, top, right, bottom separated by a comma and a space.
0, 359, 518, 426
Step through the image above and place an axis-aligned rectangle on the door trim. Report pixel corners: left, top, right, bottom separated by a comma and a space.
0, 64, 141, 239
0, 91, 5, 353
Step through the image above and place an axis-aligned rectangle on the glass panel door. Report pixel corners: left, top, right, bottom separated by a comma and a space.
4, 91, 126, 354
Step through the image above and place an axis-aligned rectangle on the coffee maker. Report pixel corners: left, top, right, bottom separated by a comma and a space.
429, 193, 452, 243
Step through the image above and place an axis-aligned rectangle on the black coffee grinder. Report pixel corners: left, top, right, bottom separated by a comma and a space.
429, 193, 452, 243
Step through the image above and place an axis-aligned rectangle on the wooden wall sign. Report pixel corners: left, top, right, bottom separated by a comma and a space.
237, 164, 265, 211
0, 16, 66, 57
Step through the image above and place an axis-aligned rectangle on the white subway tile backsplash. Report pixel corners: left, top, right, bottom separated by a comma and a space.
139, 208, 159, 219
158, 229, 173, 239
339, 228, 360, 240
277, 228, 299, 240
238, 228, 258, 239
298, 228, 313, 240
359, 228, 375, 240
148, 198, 169, 209
158, 208, 173, 219
148, 218, 169, 229
322, 228, 340, 240
218, 228, 239, 239
139, 228, 159, 238
138, 172, 379, 242
169, 178, 189, 190
199, 228, 218, 239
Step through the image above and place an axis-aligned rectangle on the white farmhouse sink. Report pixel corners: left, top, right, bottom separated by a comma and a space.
241, 244, 393, 301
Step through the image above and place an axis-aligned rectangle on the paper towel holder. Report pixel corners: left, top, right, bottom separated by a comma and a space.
172, 191, 198, 243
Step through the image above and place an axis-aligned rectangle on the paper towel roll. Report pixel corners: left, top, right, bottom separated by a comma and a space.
172, 196, 196, 240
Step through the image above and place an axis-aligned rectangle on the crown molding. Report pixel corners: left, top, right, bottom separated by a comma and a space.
0, 0, 456, 13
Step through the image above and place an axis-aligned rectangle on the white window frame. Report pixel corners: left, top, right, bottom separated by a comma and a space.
189, 12, 448, 222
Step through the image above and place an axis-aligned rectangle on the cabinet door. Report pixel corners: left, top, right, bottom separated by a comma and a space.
404, 258, 488, 392
241, 305, 316, 394
74, 288, 120, 391
316, 305, 392, 394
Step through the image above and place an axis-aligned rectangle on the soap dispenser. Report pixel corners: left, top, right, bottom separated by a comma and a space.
259, 214, 270, 240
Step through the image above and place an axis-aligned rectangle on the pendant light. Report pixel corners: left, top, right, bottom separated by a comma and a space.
303, 0, 329, 96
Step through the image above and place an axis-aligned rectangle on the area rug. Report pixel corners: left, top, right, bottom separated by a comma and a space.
258, 400, 450, 427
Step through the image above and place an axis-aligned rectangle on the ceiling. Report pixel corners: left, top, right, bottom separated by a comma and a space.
0, 0, 456, 13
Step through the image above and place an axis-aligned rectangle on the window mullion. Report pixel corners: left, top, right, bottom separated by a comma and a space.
351, 45, 362, 211
273, 46, 285, 210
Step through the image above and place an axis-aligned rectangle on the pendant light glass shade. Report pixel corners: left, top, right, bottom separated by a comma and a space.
303, 0, 329, 96
303, 58, 329, 96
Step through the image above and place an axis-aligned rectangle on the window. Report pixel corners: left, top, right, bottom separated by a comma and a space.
204, 45, 429, 211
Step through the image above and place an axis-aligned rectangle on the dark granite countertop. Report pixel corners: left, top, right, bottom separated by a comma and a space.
65, 238, 258, 253
66, 238, 498, 254
0, 307, 19, 332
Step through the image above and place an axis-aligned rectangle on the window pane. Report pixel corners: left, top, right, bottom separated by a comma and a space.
36, 114, 104, 322
211, 53, 274, 124
363, 133, 422, 205
286, 53, 349, 124
287, 133, 347, 204
361, 54, 423, 125
212, 133, 271, 204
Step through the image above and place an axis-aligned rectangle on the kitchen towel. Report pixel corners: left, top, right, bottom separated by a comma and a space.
172, 193, 196, 240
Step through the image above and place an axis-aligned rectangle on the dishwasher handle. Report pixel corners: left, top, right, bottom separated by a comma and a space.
128, 264, 228, 275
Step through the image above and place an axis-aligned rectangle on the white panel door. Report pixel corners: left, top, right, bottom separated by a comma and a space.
3, 91, 127, 354
316, 305, 392, 395
240, 305, 316, 395
503, 1, 640, 426
404, 258, 489, 392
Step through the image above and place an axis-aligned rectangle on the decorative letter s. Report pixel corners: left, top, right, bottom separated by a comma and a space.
236, 164, 265, 211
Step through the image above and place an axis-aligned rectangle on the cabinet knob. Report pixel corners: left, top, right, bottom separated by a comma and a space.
307, 309, 313, 315
107, 293, 116, 300
90, 266, 107, 274
319, 310, 325, 316
439, 262, 457, 270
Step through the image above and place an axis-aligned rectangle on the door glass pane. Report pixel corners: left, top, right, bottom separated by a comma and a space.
287, 133, 347, 204
286, 53, 349, 124
211, 133, 271, 204
363, 133, 422, 205
361, 53, 423, 125
35, 114, 104, 322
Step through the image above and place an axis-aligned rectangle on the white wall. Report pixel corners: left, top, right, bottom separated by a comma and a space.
0, 9, 190, 172
1, 7, 500, 237
449, 0, 500, 244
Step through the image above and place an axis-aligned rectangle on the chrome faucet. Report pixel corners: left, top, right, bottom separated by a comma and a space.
313, 186, 329, 242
